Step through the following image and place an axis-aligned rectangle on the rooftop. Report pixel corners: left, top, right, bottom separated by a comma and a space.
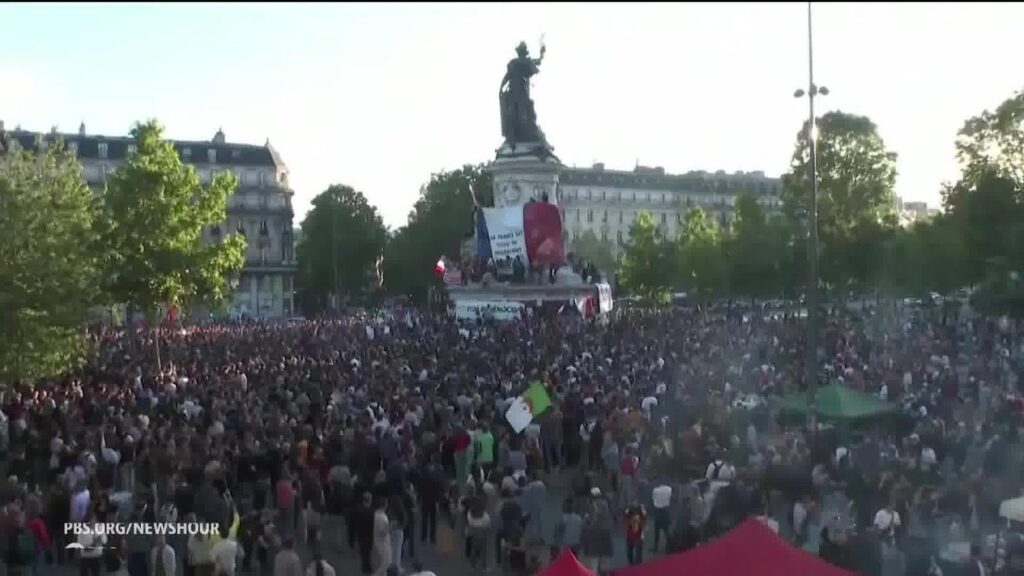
6, 125, 286, 169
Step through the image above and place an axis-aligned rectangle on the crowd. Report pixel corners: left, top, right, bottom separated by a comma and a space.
0, 300, 1022, 576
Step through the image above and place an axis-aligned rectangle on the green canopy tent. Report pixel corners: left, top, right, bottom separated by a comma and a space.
772, 383, 898, 421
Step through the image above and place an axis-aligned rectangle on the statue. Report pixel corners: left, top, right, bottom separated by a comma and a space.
499, 40, 551, 152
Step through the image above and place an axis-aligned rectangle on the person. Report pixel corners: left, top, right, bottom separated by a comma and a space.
78, 517, 107, 576
385, 495, 405, 572
705, 454, 736, 481
272, 538, 301, 576
650, 483, 672, 553
188, 528, 215, 576
303, 549, 335, 576
353, 492, 375, 575
416, 458, 442, 546
465, 496, 491, 569
624, 502, 647, 566
873, 502, 901, 542
967, 543, 987, 576
474, 424, 496, 482
553, 499, 583, 557
149, 535, 177, 576
7, 512, 36, 576
406, 560, 436, 576
372, 500, 391, 576
25, 507, 51, 576
211, 525, 242, 576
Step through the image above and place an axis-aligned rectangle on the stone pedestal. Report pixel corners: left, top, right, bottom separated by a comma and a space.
490, 141, 563, 208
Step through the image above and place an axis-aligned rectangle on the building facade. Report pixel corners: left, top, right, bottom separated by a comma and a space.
557, 163, 783, 256
896, 198, 940, 227
7, 124, 298, 318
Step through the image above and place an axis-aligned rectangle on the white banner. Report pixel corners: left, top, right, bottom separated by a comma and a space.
505, 396, 533, 433
482, 206, 529, 266
454, 300, 524, 322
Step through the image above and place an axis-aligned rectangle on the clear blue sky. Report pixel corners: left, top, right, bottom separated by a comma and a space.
3, 2, 1023, 228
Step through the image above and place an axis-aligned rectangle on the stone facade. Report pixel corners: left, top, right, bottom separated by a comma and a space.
557, 163, 783, 256
7, 125, 298, 318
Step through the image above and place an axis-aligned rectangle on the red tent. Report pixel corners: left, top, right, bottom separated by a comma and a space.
541, 549, 595, 576
611, 518, 854, 576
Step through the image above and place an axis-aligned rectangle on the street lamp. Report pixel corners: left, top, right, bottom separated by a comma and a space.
794, 1, 827, 429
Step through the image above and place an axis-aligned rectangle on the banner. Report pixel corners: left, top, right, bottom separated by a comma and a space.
482, 206, 528, 266
454, 300, 524, 322
475, 207, 492, 260
523, 202, 565, 266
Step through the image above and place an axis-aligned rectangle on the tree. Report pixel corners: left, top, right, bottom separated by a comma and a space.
675, 207, 725, 306
295, 185, 387, 314
0, 140, 103, 386
781, 111, 899, 295
99, 120, 245, 366
618, 212, 675, 304
382, 165, 492, 302
726, 194, 786, 301
570, 229, 616, 274
956, 86, 1024, 185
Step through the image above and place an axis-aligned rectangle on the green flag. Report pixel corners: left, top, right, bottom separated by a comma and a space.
523, 381, 552, 416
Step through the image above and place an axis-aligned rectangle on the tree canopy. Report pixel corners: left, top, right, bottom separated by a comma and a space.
295, 184, 387, 313
98, 120, 246, 317
382, 164, 491, 302
0, 140, 103, 385
618, 212, 675, 304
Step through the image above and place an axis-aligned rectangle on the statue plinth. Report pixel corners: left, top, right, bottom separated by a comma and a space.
491, 141, 563, 209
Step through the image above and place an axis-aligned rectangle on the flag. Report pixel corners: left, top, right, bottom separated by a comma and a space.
505, 381, 552, 433
435, 257, 446, 276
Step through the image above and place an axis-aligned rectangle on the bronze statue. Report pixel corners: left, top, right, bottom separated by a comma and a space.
499, 41, 550, 148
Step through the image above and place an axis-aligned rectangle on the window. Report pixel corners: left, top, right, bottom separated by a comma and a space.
237, 276, 249, 292
68, 141, 78, 156
575, 209, 580, 223
601, 190, 606, 201
677, 213, 682, 224
602, 210, 608, 223
208, 148, 217, 163
98, 142, 108, 159
619, 211, 623, 224
232, 149, 241, 160
617, 230, 623, 244
601, 230, 608, 242
573, 230, 579, 241
661, 213, 667, 225
259, 171, 265, 187
182, 147, 192, 160
127, 144, 137, 155
587, 210, 594, 223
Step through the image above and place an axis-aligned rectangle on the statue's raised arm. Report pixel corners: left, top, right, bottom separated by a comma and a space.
498, 40, 551, 149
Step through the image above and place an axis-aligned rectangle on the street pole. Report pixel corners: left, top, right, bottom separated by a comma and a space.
794, 1, 826, 431
332, 202, 339, 314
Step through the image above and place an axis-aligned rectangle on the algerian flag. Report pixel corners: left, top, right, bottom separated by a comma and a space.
505, 381, 552, 433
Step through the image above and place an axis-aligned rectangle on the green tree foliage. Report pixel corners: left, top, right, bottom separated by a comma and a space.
618, 212, 674, 304
570, 229, 616, 273
0, 140, 103, 385
782, 111, 899, 294
881, 215, 967, 298
99, 120, 246, 320
675, 207, 725, 305
382, 165, 492, 302
295, 185, 387, 313
725, 194, 786, 300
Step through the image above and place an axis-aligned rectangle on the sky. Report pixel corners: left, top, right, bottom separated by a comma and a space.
2, 2, 1022, 229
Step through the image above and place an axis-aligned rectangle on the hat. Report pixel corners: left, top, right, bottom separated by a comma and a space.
590, 487, 601, 496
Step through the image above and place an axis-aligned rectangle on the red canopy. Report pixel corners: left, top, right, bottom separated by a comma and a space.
541, 549, 594, 576
611, 518, 854, 576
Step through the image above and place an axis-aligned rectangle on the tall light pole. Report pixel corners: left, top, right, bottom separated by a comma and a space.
794, 1, 827, 427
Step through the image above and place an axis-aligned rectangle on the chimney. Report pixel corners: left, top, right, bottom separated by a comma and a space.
212, 128, 226, 144
79, 122, 86, 136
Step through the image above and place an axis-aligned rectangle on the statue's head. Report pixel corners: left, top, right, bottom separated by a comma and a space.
516, 41, 529, 56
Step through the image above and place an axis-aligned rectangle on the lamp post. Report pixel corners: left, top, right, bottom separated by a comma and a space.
793, 1, 828, 429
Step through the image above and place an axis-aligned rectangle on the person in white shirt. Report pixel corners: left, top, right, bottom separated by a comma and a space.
407, 560, 437, 576
304, 551, 335, 576
650, 484, 673, 553
211, 529, 243, 576
873, 504, 901, 538
149, 535, 177, 576
705, 457, 736, 481
78, 518, 108, 576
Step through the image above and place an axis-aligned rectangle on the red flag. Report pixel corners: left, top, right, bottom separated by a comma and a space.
524, 203, 565, 266
434, 257, 446, 277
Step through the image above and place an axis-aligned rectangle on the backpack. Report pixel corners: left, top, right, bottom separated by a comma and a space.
15, 529, 36, 563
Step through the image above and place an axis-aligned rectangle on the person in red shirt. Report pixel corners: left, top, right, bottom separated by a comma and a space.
624, 502, 647, 565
